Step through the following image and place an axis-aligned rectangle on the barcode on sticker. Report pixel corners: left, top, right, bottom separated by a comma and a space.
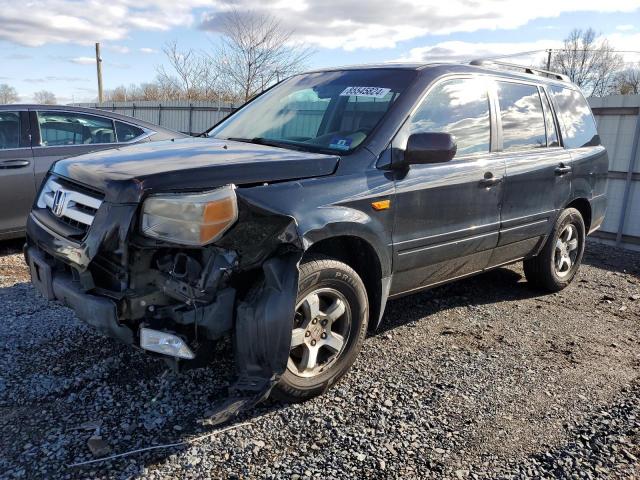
340, 86, 391, 98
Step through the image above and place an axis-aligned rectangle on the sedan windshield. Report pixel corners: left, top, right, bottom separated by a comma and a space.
208, 69, 417, 154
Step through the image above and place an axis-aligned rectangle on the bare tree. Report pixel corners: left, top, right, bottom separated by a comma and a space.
153, 74, 183, 100
104, 11, 314, 104
156, 41, 221, 100
548, 28, 623, 97
0, 84, 19, 104
137, 82, 164, 101
103, 86, 129, 102
212, 9, 313, 102
33, 90, 57, 105
612, 64, 640, 95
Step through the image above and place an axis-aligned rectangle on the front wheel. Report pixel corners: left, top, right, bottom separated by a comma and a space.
523, 207, 586, 292
271, 255, 369, 402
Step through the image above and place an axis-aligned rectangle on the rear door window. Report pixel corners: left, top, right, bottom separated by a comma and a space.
0, 111, 22, 149
548, 86, 599, 148
496, 82, 546, 151
409, 78, 491, 156
37, 111, 117, 146
115, 121, 145, 142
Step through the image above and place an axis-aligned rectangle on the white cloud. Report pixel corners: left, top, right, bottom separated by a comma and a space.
396, 40, 563, 64
70, 56, 96, 65
107, 45, 130, 54
69, 55, 131, 69
200, 0, 640, 51
605, 32, 640, 63
616, 24, 635, 31
5, 53, 32, 60
139, 47, 158, 54
24, 76, 89, 83
0, 0, 638, 53
397, 32, 640, 68
0, 0, 212, 47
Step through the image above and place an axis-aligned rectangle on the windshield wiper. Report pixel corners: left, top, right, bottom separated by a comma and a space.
224, 137, 340, 156
227, 137, 304, 151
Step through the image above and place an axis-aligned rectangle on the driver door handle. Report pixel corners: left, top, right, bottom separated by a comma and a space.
0, 159, 31, 169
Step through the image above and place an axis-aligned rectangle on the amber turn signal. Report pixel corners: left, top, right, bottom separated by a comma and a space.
371, 199, 391, 211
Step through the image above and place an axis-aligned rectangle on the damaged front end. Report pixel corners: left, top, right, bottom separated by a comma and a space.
26, 176, 302, 426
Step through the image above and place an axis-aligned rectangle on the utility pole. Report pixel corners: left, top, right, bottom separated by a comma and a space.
95, 42, 103, 104
546, 49, 552, 71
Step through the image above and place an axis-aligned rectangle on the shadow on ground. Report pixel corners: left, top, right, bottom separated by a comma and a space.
0, 238, 23, 257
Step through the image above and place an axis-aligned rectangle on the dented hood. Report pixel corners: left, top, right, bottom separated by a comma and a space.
52, 137, 340, 203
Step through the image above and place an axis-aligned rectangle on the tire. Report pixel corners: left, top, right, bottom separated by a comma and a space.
271, 255, 369, 403
523, 207, 586, 292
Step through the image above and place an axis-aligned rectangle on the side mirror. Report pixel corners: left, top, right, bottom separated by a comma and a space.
402, 132, 457, 166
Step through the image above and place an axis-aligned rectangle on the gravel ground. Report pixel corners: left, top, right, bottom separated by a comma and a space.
0, 240, 638, 479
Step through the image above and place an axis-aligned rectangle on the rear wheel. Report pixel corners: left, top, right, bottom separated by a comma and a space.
523, 207, 585, 292
272, 255, 369, 402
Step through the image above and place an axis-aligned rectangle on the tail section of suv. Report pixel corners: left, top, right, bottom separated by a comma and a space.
25, 62, 607, 422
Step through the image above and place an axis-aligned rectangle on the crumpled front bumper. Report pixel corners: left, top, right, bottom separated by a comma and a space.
25, 246, 134, 345
25, 206, 302, 427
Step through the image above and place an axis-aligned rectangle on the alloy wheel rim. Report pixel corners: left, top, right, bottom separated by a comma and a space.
287, 288, 351, 378
554, 223, 579, 278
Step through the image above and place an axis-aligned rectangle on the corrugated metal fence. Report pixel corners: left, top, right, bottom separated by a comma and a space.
79, 96, 640, 249
78, 101, 238, 136
590, 95, 640, 250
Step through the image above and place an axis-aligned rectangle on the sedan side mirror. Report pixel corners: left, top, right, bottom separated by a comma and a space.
402, 132, 457, 167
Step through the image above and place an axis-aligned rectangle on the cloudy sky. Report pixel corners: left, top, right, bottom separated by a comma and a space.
0, 0, 639, 103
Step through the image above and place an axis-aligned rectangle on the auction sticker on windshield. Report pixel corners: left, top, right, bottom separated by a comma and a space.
340, 86, 391, 98
329, 137, 353, 151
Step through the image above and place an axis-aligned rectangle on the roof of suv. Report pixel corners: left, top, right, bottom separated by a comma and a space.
307, 62, 575, 89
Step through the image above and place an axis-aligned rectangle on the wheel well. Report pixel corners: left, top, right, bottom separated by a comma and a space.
304, 236, 383, 331
566, 198, 592, 233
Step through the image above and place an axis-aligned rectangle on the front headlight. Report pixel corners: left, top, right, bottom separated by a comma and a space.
141, 185, 238, 246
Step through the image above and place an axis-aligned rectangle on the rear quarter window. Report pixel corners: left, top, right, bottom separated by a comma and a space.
548, 86, 599, 149
115, 121, 145, 142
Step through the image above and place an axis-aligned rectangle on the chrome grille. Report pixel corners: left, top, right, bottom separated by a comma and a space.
37, 177, 103, 232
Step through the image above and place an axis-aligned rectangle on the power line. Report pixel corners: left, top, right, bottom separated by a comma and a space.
483, 49, 546, 59
486, 49, 640, 61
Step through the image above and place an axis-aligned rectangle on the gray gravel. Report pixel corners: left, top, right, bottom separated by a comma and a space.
0, 240, 638, 479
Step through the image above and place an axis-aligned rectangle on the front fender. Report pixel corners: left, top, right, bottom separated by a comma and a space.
204, 252, 302, 426
235, 252, 301, 381
298, 208, 393, 278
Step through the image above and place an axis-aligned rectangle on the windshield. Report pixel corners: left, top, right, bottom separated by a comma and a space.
208, 69, 417, 154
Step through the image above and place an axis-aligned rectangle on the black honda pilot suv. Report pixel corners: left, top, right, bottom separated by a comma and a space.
25, 62, 607, 421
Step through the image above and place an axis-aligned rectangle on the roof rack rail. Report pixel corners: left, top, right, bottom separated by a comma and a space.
469, 59, 570, 82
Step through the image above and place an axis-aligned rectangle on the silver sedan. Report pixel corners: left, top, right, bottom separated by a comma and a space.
0, 104, 186, 239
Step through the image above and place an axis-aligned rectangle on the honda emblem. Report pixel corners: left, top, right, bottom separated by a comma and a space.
52, 190, 67, 217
